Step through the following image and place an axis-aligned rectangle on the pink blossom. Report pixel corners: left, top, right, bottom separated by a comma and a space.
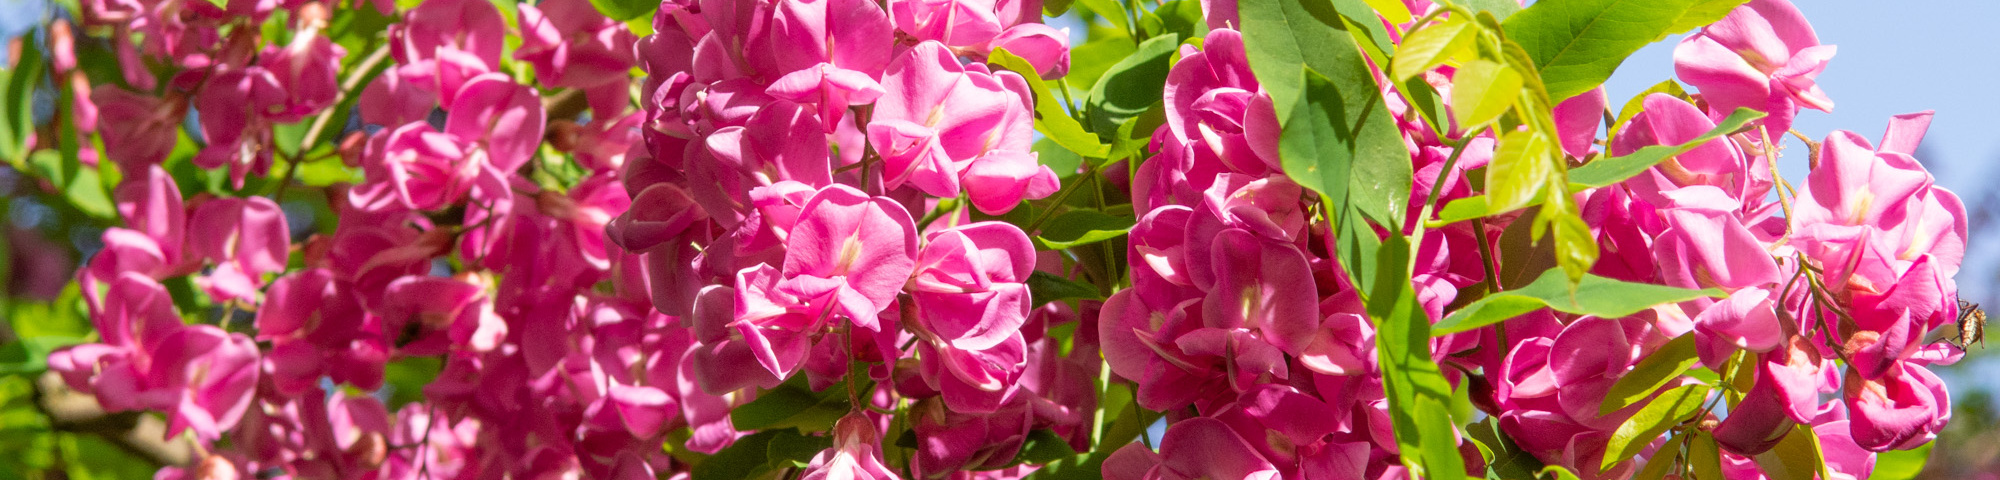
1673, 0, 1834, 133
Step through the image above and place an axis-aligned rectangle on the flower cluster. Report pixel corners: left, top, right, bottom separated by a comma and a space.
11, 0, 1972, 477
1094, 0, 1965, 479
620, 0, 1083, 476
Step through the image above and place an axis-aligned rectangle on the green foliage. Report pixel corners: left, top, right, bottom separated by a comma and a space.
1871, 442, 1932, 480
730, 375, 852, 432
1434, 269, 1724, 335
1605, 385, 1711, 471
586, 0, 657, 22
1035, 209, 1133, 250
1601, 334, 1702, 415
1, 42, 42, 163
993, 49, 1110, 160
1027, 271, 1102, 307
1086, 33, 1179, 137
1502, 0, 1708, 102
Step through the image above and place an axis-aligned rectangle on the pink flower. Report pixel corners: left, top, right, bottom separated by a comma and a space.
910, 222, 1035, 350
869, 41, 1048, 211
92, 88, 182, 171
1673, 0, 1834, 133
444, 74, 548, 174
801, 412, 903, 480
375, 275, 508, 355
515, 0, 638, 90
760, 0, 895, 77
187, 196, 291, 304
153, 325, 262, 442
1612, 94, 1765, 210
779, 184, 920, 328
1844, 363, 1949, 452
355, 123, 478, 211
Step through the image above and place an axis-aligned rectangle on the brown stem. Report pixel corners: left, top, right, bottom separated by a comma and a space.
33, 371, 196, 467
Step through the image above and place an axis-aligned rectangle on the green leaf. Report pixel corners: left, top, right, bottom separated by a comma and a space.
1441, 0, 1522, 19
729, 376, 850, 432
1601, 333, 1701, 415
1571, 107, 1764, 187
1283, 68, 1410, 229
1467, 417, 1546, 478
1605, 384, 1711, 471
1027, 271, 1100, 307
1105, 102, 1165, 163
1043, 0, 1073, 15
0, 42, 43, 163
1545, 199, 1597, 285
1086, 33, 1178, 138
1240, 0, 1371, 122
1689, 432, 1724, 480
585, 0, 656, 21
1014, 429, 1081, 465
1035, 210, 1134, 249
1449, 59, 1524, 130
1541, 465, 1584, 480
1433, 269, 1723, 336
1076, 0, 1132, 35
1633, 434, 1688, 480
1754, 423, 1829, 480
1869, 442, 1932, 480
1138, 0, 1208, 42
1666, 0, 1750, 36
692, 429, 783, 480
1362, 234, 1466, 480
1429, 108, 1762, 225
63, 167, 116, 220
991, 49, 1109, 159
764, 429, 833, 470
1361, 0, 1414, 23
1391, 16, 1474, 82
1064, 33, 1138, 96
1485, 129, 1555, 213
1501, 0, 1700, 101
1433, 196, 1491, 225
1035, 138, 1085, 179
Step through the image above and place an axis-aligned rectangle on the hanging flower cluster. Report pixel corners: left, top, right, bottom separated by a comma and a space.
3, 0, 1974, 477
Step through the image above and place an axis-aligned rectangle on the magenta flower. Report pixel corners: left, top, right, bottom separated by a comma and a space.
911, 222, 1035, 350
515, 0, 638, 90
1673, 0, 1834, 133
187, 196, 291, 304
801, 412, 903, 480
779, 184, 920, 328
152, 325, 262, 442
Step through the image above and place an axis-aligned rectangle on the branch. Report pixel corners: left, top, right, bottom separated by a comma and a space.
32, 371, 197, 468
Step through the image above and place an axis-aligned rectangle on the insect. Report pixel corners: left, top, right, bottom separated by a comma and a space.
1955, 299, 1987, 349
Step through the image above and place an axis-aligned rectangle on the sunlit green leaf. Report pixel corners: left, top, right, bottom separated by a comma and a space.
1086, 34, 1178, 137
1870, 442, 1932, 480
1754, 422, 1830, 480
1602, 333, 1701, 415
1449, 59, 1523, 130
1666, 0, 1751, 37
1502, 0, 1701, 101
1434, 269, 1723, 336
1036, 210, 1134, 250
1392, 16, 1474, 82
1571, 107, 1764, 187
1605, 384, 1711, 471
1484, 129, 1554, 213
586, 0, 656, 21
991, 49, 1109, 159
